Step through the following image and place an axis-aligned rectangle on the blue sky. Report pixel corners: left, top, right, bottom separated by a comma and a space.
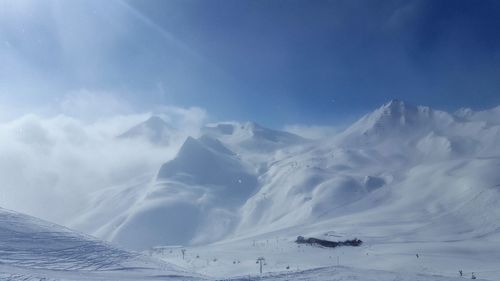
1, 0, 499, 127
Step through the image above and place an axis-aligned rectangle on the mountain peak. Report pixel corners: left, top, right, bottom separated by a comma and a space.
384, 98, 405, 107
380, 99, 412, 114
361, 99, 418, 129
118, 115, 173, 145
144, 115, 168, 127
379, 99, 411, 116
339, 100, 454, 143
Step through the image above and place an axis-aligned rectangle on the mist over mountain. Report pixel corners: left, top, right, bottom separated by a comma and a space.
118, 115, 174, 145
66, 101, 500, 261
2, 0, 500, 279
2, 100, 500, 280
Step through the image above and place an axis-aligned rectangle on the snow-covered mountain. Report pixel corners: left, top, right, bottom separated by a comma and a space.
68, 100, 500, 280
113, 135, 260, 249
338, 99, 455, 143
71, 122, 306, 250
202, 122, 306, 152
118, 115, 174, 145
0, 207, 202, 280
237, 100, 500, 234
157, 135, 258, 199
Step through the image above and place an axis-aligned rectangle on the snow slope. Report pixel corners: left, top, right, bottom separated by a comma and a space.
0, 207, 202, 280
72, 134, 261, 250
157, 135, 258, 200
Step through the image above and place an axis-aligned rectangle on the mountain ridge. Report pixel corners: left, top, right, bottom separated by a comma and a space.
72, 100, 500, 258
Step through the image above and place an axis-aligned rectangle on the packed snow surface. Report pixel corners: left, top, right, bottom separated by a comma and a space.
0, 207, 202, 280
228, 266, 488, 281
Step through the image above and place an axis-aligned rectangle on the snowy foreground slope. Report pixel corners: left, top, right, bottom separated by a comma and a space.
69, 100, 500, 280
229, 266, 487, 281
0, 205, 475, 281
0, 207, 203, 280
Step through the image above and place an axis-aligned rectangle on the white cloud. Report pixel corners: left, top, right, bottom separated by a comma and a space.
154, 105, 207, 133
0, 104, 208, 225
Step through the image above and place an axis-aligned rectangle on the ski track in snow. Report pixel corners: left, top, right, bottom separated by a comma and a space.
0, 208, 204, 280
